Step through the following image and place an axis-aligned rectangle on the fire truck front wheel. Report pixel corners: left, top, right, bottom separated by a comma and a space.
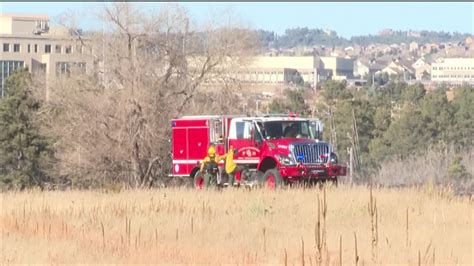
193, 172, 209, 189
261, 169, 283, 189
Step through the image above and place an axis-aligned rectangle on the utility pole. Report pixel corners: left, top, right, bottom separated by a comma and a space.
351, 109, 361, 172
349, 147, 353, 186
329, 107, 337, 154
313, 68, 318, 92
372, 74, 375, 90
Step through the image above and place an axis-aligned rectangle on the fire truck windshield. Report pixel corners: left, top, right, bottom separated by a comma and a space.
258, 121, 315, 140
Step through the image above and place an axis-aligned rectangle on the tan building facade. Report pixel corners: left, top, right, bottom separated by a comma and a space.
237, 56, 354, 86
431, 58, 474, 86
0, 13, 93, 98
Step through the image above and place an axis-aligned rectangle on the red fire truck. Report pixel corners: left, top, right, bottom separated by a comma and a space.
170, 114, 346, 188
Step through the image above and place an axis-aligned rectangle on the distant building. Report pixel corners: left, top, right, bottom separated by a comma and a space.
353, 59, 384, 78
421, 43, 438, 54
465, 36, 473, 46
431, 58, 474, 86
409, 42, 419, 52
380, 60, 415, 80
344, 46, 354, 52
323, 29, 336, 36
0, 13, 93, 98
407, 30, 421, 38
412, 58, 432, 80
445, 45, 468, 57
235, 56, 354, 86
379, 29, 394, 36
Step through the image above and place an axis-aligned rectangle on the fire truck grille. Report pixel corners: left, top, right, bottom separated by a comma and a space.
293, 144, 329, 164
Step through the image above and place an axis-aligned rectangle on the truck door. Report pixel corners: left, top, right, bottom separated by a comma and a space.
172, 127, 188, 176
188, 127, 209, 163
228, 119, 261, 165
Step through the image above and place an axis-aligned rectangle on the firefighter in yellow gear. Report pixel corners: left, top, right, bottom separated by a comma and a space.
223, 146, 244, 186
200, 146, 225, 187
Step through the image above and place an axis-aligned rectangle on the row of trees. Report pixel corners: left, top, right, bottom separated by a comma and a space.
257, 27, 471, 50
0, 3, 257, 190
268, 80, 473, 182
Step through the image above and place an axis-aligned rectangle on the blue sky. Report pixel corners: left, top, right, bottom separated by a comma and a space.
1, 2, 473, 38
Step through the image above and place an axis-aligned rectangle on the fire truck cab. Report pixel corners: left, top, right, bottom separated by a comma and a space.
171, 114, 346, 188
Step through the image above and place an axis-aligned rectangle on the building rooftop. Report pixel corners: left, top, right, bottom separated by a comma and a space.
0, 13, 49, 21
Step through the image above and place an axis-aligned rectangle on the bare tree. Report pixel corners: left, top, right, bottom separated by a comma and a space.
43, 2, 257, 188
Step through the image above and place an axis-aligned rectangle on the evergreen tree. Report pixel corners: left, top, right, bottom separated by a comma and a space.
419, 89, 453, 145
268, 88, 310, 115
370, 105, 426, 161
450, 87, 474, 147
0, 68, 54, 189
322, 80, 353, 104
401, 83, 426, 105
332, 99, 375, 164
446, 154, 472, 180
383, 81, 406, 102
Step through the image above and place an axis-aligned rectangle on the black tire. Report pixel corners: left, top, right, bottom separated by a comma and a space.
261, 169, 283, 189
240, 169, 250, 182
193, 171, 210, 189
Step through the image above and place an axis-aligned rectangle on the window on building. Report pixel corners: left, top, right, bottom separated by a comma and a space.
45, 44, 51, 53
55, 45, 62, 54
432, 67, 437, 70
56, 62, 70, 77
56, 61, 86, 77
34, 44, 38, 53
1, 60, 25, 98
27, 44, 31, 53
65, 45, 72, 54
3, 43, 9, 52
76, 62, 86, 70
13, 44, 20, 53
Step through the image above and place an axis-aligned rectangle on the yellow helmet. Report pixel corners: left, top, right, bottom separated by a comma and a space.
208, 146, 216, 156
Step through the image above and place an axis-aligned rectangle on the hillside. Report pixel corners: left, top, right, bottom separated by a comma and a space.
257, 27, 472, 50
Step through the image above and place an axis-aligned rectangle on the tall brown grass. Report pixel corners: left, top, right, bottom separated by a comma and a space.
0, 186, 472, 264
373, 148, 474, 193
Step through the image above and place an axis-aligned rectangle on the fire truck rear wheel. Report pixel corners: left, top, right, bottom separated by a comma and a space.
193, 171, 209, 189
262, 169, 283, 189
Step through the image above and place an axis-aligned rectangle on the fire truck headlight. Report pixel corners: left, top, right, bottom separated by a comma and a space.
330, 152, 338, 164
276, 154, 296, 166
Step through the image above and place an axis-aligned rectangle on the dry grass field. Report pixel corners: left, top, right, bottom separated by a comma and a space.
1, 185, 472, 265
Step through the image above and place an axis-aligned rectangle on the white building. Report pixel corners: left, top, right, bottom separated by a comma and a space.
431, 58, 474, 86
